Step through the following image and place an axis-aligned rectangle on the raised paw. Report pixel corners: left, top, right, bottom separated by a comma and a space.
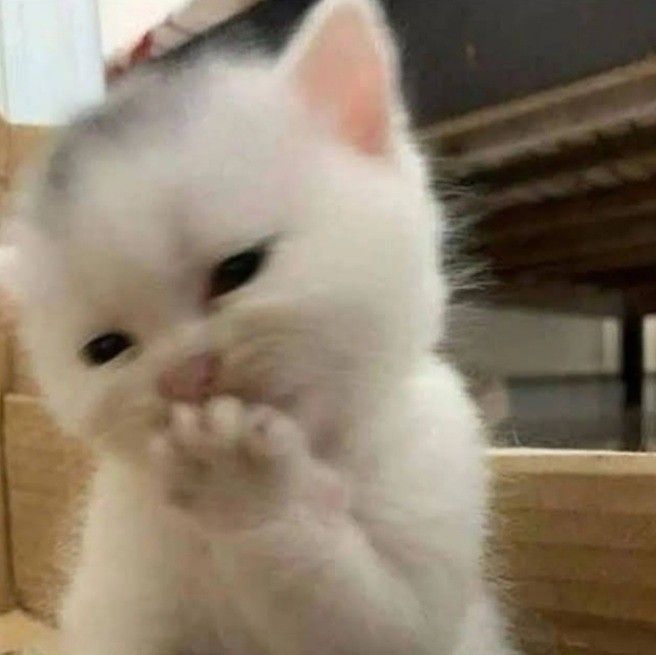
150, 397, 313, 530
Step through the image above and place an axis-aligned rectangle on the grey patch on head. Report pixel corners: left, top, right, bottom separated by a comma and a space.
35, 101, 136, 233
77, 90, 145, 139
43, 78, 157, 199
35, 64, 199, 234
44, 123, 108, 196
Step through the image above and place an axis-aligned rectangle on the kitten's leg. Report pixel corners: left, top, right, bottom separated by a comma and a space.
153, 398, 465, 655
453, 593, 517, 655
61, 461, 187, 655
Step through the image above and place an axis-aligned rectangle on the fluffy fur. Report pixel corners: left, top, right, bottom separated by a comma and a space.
2, 1, 515, 653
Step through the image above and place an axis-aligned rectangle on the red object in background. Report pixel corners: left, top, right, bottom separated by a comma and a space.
104, 1, 260, 84
106, 31, 154, 83
130, 32, 155, 66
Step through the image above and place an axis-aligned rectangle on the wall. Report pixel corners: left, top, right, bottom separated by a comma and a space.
644, 317, 656, 374
0, 0, 105, 124
98, 0, 183, 56
464, 308, 620, 378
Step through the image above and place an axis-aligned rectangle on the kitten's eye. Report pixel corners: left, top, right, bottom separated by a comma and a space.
82, 331, 134, 366
208, 245, 267, 298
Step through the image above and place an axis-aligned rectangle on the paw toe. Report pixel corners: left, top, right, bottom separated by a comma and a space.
207, 396, 245, 446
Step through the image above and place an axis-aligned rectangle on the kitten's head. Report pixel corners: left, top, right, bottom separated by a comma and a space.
1, 0, 446, 451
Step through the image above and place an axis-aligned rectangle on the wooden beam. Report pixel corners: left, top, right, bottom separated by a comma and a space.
491, 448, 656, 647
442, 112, 656, 189
484, 214, 656, 271
474, 150, 656, 213
575, 266, 656, 290
489, 447, 656, 474
480, 177, 656, 238
489, 281, 624, 316
482, 200, 656, 251
494, 243, 656, 279
2, 120, 52, 185
422, 56, 656, 158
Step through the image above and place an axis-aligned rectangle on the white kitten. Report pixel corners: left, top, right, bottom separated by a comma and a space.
2, 1, 515, 653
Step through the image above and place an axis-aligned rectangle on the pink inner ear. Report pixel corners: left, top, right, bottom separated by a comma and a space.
294, 3, 392, 156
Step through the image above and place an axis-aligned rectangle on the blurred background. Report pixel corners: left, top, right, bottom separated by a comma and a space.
3, 4, 656, 654
8, 0, 656, 454
100, 0, 656, 452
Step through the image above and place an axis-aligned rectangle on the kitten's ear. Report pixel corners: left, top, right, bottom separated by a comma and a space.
282, 0, 400, 156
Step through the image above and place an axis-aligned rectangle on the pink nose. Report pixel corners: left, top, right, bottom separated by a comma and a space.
157, 353, 217, 403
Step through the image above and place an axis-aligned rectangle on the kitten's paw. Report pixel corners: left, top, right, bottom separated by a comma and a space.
151, 397, 337, 530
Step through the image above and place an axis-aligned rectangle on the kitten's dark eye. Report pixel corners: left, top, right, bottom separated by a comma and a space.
208, 245, 267, 298
82, 331, 134, 366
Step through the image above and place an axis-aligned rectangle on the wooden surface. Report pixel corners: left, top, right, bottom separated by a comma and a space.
0, 335, 14, 613
2, 402, 656, 654
4, 395, 93, 623
492, 449, 656, 654
0, 120, 51, 398
5, 125, 51, 182
421, 57, 656, 308
425, 58, 656, 157
0, 609, 59, 653
0, 118, 50, 184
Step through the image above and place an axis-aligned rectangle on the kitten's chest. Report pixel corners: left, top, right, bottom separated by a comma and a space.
174, 526, 265, 655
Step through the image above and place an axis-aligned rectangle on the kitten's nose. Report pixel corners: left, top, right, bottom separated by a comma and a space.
157, 353, 218, 403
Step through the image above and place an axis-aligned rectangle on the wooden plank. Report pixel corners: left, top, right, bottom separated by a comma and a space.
481, 178, 656, 240
494, 243, 656, 279
483, 200, 656, 253
4, 431, 656, 649
4, 394, 94, 623
516, 580, 656, 625
490, 448, 656, 476
0, 328, 15, 611
0, 116, 10, 187
580, 267, 656, 291
491, 449, 656, 652
499, 542, 656, 588
423, 56, 656, 156
442, 110, 656, 189
0, 119, 53, 223
485, 215, 656, 270
476, 150, 656, 213
0, 377, 14, 613
498, 508, 656, 552
495, 474, 656, 514
537, 612, 656, 655
0, 609, 59, 653
6, 124, 52, 183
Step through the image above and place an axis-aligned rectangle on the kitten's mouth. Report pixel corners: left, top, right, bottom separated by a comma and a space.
156, 349, 297, 412
157, 353, 218, 404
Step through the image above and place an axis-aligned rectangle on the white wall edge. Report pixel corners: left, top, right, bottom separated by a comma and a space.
0, 0, 105, 125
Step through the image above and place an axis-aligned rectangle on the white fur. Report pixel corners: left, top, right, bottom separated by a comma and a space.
4, 1, 515, 653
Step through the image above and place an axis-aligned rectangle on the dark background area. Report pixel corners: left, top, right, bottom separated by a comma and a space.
168, 0, 656, 125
